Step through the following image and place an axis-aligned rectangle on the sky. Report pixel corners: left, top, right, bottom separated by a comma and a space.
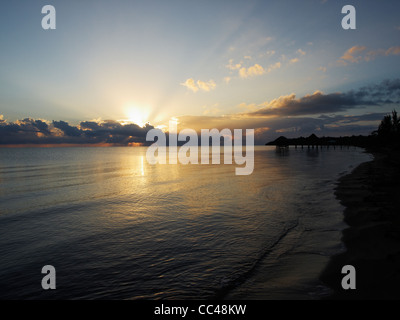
1, 0, 400, 145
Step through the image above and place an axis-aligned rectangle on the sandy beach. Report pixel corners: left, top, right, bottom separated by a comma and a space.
320, 148, 400, 299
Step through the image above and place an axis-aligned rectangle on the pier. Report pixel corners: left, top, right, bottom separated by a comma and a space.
266, 133, 374, 150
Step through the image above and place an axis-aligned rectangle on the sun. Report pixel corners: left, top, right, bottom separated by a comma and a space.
121, 105, 150, 127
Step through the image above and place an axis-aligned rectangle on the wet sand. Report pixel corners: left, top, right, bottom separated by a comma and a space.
320, 149, 400, 299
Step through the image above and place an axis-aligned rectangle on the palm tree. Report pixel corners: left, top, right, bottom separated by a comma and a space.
392, 110, 400, 133
378, 114, 393, 137
377, 109, 400, 142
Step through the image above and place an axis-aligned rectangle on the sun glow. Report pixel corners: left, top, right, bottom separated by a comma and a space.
121, 105, 150, 127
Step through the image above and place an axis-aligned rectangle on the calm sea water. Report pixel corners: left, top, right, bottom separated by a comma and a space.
0, 146, 371, 300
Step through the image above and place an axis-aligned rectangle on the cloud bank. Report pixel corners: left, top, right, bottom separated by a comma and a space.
0, 118, 154, 146
175, 78, 400, 143
1, 79, 399, 146
248, 78, 400, 117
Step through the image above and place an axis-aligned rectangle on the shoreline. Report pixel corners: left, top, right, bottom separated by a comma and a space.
320, 148, 400, 299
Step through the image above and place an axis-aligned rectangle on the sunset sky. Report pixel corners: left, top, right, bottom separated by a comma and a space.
1, 0, 400, 145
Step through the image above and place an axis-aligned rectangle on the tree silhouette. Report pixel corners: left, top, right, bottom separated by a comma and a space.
266, 109, 400, 150
377, 110, 400, 141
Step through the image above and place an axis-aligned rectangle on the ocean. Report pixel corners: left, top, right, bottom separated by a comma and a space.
0, 146, 372, 300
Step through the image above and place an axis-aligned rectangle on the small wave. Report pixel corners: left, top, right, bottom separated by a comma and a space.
212, 220, 299, 299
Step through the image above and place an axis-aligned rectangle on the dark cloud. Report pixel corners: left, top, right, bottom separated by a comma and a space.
317, 112, 388, 124
0, 118, 53, 144
175, 112, 385, 145
249, 78, 400, 117
80, 121, 103, 131
0, 118, 154, 145
252, 113, 386, 144
79, 121, 155, 144
0, 113, 384, 146
53, 120, 82, 137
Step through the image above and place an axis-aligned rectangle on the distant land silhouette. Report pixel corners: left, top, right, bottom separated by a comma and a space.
266, 110, 400, 152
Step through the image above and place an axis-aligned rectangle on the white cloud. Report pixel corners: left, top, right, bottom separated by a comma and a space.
181, 78, 199, 92
197, 79, 216, 92
181, 78, 216, 92
226, 59, 242, 70
267, 61, 281, 72
239, 63, 265, 78
238, 61, 282, 78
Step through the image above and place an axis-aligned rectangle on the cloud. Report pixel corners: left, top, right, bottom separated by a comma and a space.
0, 118, 155, 146
181, 78, 216, 92
239, 63, 265, 78
251, 90, 362, 116
174, 78, 400, 143
384, 46, 400, 56
365, 47, 400, 61
231, 58, 281, 79
3, 79, 399, 146
53, 120, 81, 136
266, 61, 281, 72
181, 78, 199, 92
175, 81, 400, 138
226, 59, 242, 70
174, 112, 385, 145
247, 78, 400, 117
297, 49, 306, 56
197, 79, 216, 92
232, 48, 297, 80
338, 45, 366, 65
338, 45, 400, 65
